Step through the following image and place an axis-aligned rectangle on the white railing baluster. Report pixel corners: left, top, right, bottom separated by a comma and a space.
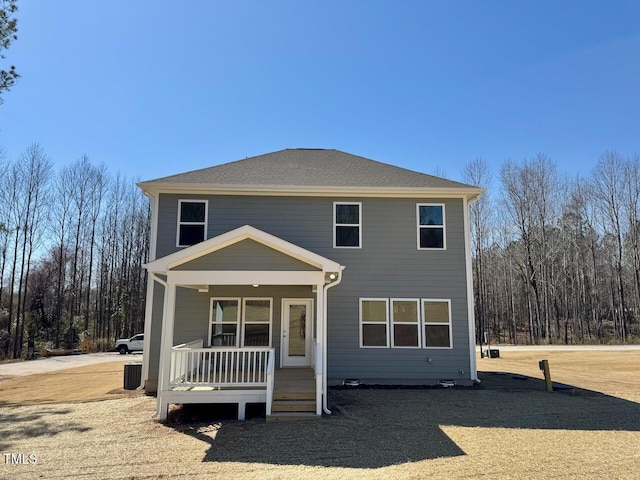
170, 344, 274, 390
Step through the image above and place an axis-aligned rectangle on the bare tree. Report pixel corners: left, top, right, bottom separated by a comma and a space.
592, 152, 627, 341
13, 144, 52, 356
462, 158, 492, 347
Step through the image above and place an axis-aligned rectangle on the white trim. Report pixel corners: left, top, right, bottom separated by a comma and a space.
390, 298, 421, 349
464, 197, 479, 381
241, 298, 273, 348
146, 225, 342, 273
140, 192, 159, 389
281, 298, 313, 367
157, 281, 177, 421
421, 298, 453, 349
359, 298, 390, 348
168, 270, 324, 286
138, 183, 485, 200
208, 297, 241, 347
333, 201, 362, 249
416, 203, 447, 250
176, 199, 209, 247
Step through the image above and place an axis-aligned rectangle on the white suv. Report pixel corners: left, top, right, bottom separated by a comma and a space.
115, 334, 144, 354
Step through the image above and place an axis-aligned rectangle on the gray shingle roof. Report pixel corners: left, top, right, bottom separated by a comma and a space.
140, 148, 478, 190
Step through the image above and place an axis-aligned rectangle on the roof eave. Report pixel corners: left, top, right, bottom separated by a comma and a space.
137, 182, 485, 200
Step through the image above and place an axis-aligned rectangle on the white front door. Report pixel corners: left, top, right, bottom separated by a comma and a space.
281, 299, 313, 367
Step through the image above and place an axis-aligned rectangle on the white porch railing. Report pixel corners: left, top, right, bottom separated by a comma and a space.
170, 345, 274, 388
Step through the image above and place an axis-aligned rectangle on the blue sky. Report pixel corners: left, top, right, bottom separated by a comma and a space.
1, 1, 639, 183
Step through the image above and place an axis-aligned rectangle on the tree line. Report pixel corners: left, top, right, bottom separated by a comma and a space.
0, 143, 149, 358
2, 142, 637, 358
464, 151, 640, 345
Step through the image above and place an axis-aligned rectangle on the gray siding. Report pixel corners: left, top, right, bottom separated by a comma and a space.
147, 194, 472, 390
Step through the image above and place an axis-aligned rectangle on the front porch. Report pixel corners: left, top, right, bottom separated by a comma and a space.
144, 226, 344, 422
161, 339, 318, 421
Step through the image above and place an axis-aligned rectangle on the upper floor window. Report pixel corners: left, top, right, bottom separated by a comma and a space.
417, 203, 446, 249
334, 202, 361, 248
177, 199, 208, 247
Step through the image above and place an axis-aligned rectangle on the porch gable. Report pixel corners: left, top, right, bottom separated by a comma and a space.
145, 224, 342, 274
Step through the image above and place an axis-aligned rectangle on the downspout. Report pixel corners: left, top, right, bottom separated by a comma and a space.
148, 272, 168, 418
322, 266, 345, 414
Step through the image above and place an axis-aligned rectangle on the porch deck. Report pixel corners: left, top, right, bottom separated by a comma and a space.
160, 343, 321, 421
169, 368, 314, 393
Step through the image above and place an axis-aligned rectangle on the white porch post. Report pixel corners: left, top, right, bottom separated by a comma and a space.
140, 276, 155, 389
157, 277, 177, 422
315, 281, 324, 415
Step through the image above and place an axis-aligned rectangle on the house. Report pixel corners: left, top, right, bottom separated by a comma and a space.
137, 148, 484, 421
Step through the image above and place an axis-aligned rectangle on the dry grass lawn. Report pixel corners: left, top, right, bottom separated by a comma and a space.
0, 358, 135, 406
0, 349, 638, 479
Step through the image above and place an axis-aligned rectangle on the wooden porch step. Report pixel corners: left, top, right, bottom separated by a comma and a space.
273, 391, 315, 401
266, 412, 320, 422
272, 400, 316, 412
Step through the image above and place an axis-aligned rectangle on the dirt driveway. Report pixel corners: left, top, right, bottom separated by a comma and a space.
0, 348, 639, 479
0, 355, 138, 406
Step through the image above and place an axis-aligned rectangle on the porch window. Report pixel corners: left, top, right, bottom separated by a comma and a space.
417, 203, 446, 249
391, 299, 420, 348
334, 202, 361, 248
422, 299, 452, 348
360, 298, 389, 347
242, 298, 272, 347
209, 298, 240, 347
177, 199, 208, 247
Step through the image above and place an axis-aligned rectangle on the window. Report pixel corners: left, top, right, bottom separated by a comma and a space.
177, 199, 208, 247
391, 299, 420, 348
242, 298, 272, 347
422, 299, 452, 348
334, 202, 361, 248
417, 203, 445, 249
209, 297, 273, 347
360, 299, 389, 347
209, 298, 240, 347
359, 297, 453, 349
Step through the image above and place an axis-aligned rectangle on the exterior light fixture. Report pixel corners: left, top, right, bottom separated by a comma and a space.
252, 284, 259, 288
329, 273, 337, 280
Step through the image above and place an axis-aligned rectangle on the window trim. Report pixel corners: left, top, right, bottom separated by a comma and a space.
359, 298, 389, 348
416, 203, 446, 250
241, 297, 273, 348
421, 298, 453, 349
208, 297, 241, 347
334, 201, 362, 249
176, 199, 208, 247
390, 298, 421, 349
